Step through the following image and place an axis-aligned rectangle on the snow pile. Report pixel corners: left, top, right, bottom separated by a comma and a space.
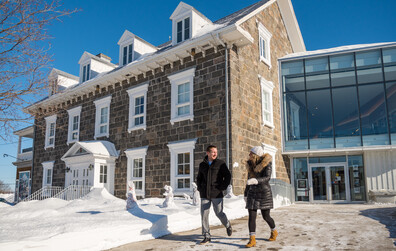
0, 188, 247, 251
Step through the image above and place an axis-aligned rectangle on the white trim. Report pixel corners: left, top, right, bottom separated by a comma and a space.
259, 75, 275, 129
127, 83, 149, 132
67, 106, 82, 145
172, 15, 192, 45
283, 145, 396, 157
258, 22, 272, 68
42, 161, 54, 188
167, 138, 197, 194
169, 67, 196, 125
262, 143, 277, 179
44, 115, 57, 149
125, 146, 148, 197
94, 96, 112, 139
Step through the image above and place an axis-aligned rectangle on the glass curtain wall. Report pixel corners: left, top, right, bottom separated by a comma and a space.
282, 46, 396, 151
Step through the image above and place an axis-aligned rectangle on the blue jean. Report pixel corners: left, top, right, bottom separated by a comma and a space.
200, 198, 230, 237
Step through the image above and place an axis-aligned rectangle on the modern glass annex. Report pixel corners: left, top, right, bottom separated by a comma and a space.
280, 45, 396, 151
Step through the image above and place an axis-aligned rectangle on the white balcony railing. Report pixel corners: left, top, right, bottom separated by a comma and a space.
16, 151, 33, 162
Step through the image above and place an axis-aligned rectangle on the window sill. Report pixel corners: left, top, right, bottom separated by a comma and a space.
263, 121, 274, 129
260, 57, 272, 69
67, 140, 78, 145
44, 145, 55, 150
94, 133, 109, 139
170, 115, 194, 125
128, 125, 146, 133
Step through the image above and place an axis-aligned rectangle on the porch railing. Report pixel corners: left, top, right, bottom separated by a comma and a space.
22, 186, 64, 202
53, 185, 92, 201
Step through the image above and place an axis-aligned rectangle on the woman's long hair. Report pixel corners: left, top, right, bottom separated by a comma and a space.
247, 153, 263, 170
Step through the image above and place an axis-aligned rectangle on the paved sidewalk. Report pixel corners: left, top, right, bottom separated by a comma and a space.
109, 204, 396, 250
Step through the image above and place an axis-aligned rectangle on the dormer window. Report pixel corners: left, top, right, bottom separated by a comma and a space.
82, 63, 90, 82
122, 44, 133, 65
176, 17, 190, 43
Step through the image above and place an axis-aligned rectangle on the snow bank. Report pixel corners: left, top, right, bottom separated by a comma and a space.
0, 188, 248, 251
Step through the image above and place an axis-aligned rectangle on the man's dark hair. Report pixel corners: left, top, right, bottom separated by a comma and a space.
206, 145, 217, 152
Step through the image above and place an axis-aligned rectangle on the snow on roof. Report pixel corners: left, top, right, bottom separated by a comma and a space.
280, 42, 396, 60
214, 0, 270, 26
62, 141, 118, 160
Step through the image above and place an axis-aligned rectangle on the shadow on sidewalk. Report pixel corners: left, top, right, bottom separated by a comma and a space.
360, 206, 396, 246
158, 233, 249, 248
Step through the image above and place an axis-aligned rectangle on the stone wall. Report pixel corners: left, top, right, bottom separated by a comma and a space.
228, 2, 294, 195
32, 47, 230, 198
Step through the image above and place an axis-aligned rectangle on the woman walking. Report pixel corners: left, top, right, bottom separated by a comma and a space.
244, 146, 278, 248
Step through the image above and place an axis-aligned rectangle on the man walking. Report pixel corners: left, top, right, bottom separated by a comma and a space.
196, 145, 232, 245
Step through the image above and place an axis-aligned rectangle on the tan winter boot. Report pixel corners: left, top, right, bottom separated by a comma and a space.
269, 229, 278, 241
246, 235, 256, 248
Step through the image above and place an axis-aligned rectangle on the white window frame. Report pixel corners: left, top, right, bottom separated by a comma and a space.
44, 115, 57, 149
127, 83, 149, 132
167, 138, 197, 195
99, 164, 107, 184
67, 106, 82, 145
81, 63, 91, 82
42, 161, 54, 188
259, 75, 275, 128
173, 15, 191, 44
125, 146, 148, 197
94, 96, 112, 139
258, 22, 272, 68
121, 43, 134, 66
169, 67, 195, 124
262, 144, 277, 179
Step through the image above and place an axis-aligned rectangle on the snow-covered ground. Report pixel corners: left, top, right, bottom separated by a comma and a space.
0, 189, 247, 251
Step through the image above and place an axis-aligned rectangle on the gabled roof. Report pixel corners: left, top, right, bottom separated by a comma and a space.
78, 51, 117, 68
61, 141, 119, 160
170, 2, 212, 24
117, 30, 157, 50
49, 68, 79, 81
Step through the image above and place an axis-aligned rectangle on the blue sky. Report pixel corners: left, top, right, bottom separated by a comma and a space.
1, 0, 395, 188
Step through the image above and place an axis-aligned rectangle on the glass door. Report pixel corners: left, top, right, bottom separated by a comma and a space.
329, 165, 347, 201
309, 163, 350, 202
311, 166, 327, 201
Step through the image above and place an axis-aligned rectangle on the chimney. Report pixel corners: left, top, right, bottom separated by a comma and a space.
96, 53, 112, 63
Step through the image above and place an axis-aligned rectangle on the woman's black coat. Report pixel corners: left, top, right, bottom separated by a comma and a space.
244, 153, 273, 210
196, 156, 231, 199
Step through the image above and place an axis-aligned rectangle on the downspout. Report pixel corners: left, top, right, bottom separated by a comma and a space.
215, 33, 230, 169
30, 124, 36, 198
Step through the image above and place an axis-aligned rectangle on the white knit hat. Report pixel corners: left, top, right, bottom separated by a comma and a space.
250, 146, 264, 156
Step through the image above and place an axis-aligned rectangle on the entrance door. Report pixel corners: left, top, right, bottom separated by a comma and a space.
309, 163, 350, 202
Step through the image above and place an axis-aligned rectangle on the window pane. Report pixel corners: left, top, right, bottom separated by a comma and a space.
100, 125, 107, 134
305, 57, 328, 73
128, 44, 133, 63
293, 158, 309, 202
356, 50, 381, 67
359, 83, 389, 145
72, 132, 78, 140
332, 87, 361, 147
306, 73, 330, 89
178, 164, 183, 175
177, 21, 182, 43
100, 107, 108, 123
123, 46, 127, 65
331, 71, 356, 87
86, 64, 90, 80
184, 179, 190, 188
282, 61, 304, 92
283, 92, 308, 150
383, 47, 396, 63
185, 164, 190, 174
357, 67, 383, 84
178, 105, 189, 116
184, 17, 190, 40
134, 181, 142, 190
73, 116, 79, 130
178, 83, 189, 104
83, 65, 86, 82
307, 89, 334, 149
386, 82, 396, 144
384, 65, 396, 81
177, 179, 183, 189
330, 54, 355, 70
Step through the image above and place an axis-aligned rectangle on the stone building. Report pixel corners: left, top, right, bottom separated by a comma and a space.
24, 0, 305, 204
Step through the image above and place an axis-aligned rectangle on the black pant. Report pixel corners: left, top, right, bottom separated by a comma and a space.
248, 209, 275, 233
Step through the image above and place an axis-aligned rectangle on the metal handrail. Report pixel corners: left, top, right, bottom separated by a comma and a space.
53, 185, 92, 201
22, 186, 63, 202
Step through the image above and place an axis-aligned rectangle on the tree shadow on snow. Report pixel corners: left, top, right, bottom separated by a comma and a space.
360, 206, 396, 245
128, 206, 170, 238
